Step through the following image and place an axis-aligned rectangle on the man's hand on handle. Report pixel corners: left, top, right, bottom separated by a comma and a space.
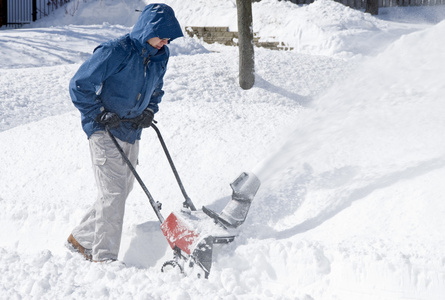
131, 108, 154, 129
95, 111, 121, 128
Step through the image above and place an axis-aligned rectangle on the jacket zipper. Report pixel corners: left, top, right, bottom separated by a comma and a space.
138, 55, 150, 102
144, 57, 150, 77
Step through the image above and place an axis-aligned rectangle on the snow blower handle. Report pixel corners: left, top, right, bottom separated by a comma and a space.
150, 123, 197, 211
119, 118, 197, 211
105, 126, 165, 223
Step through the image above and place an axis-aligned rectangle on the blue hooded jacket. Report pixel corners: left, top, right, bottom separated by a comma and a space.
69, 4, 183, 143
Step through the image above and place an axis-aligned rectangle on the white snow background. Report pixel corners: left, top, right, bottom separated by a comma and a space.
1, 0, 445, 299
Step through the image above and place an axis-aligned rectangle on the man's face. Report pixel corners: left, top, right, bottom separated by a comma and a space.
147, 37, 169, 50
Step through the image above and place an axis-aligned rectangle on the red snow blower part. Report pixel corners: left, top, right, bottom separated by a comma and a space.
107, 122, 261, 278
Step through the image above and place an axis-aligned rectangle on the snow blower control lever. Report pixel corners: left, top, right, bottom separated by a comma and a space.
106, 122, 261, 278
150, 123, 197, 211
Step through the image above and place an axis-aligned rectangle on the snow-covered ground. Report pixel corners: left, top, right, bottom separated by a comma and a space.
1, 0, 445, 299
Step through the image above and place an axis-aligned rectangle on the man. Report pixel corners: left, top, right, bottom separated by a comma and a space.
67, 4, 183, 262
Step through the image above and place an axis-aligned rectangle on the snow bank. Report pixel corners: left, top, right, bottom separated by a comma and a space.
157, 0, 431, 57
26, 0, 434, 58
250, 18, 445, 300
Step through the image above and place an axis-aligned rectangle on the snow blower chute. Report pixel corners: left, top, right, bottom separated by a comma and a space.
106, 123, 260, 278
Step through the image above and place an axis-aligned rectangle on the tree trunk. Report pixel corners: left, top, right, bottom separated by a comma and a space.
236, 0, 255, 90
365, 0, 379, 15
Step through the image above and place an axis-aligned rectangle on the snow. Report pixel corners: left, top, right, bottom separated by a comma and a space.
1, 0, 445, 299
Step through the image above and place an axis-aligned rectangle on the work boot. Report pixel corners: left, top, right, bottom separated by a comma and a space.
67, 234, 92, 261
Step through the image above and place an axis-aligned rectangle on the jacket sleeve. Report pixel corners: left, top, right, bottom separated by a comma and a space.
146, 79, 164, 113
69, 44, 127, 121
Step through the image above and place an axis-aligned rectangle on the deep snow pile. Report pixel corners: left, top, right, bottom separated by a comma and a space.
1, 0, 445, 299
19, 0, 440, 57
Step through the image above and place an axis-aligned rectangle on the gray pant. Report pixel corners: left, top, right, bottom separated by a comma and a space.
72, 131, 139, 261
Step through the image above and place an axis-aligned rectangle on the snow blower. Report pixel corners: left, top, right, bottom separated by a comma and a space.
106, 122, 261, 278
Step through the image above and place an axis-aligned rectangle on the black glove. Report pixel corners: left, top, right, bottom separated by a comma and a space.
132, 108, 154, 129
95, 111, 121, 128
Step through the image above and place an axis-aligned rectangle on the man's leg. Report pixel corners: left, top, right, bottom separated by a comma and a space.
71, 131, 139, 261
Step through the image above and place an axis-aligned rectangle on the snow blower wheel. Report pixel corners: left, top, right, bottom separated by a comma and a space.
161, 260, 183, 274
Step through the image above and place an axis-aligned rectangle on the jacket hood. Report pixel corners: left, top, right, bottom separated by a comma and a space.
130, 4, 183, 53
